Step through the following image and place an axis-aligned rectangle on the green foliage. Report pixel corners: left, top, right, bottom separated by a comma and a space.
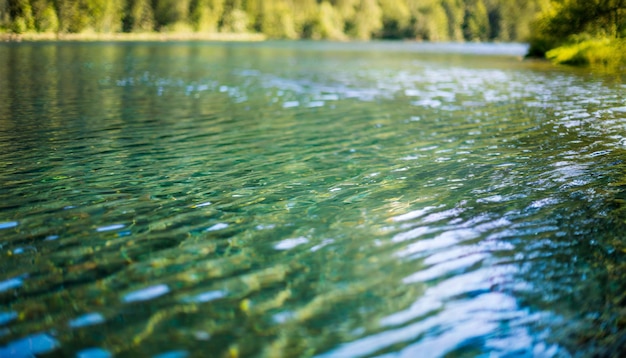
32, 0, 58, 32
0, 0, 9, 31
55, 0, 88, 33
50, 0, 124, 33
190, 0, 223, 32
258, 0, 297, 39
124, 0, 154, 32
442, 0, 465, 40
87, 0, 124, 33
3, 0, 553, 41
291, 0, 319, 38
528, 0, 626, 68
316, 1, 346, 40
407, 0, 450, 41
378, 0, 411, 38
463, 0, 489, 41
546, 38, 626, 68
9, 0, 35, 33
346, 0, 383, 40
154, 0, 190, 31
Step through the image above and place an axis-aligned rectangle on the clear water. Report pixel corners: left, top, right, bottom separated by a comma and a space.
1, 41, 626, 357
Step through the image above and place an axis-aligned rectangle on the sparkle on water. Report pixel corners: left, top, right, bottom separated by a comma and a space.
1, 41, 626, 357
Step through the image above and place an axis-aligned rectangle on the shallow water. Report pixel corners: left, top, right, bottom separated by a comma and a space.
1, 41, 626, 357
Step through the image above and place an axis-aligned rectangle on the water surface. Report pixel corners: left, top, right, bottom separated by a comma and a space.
1, 41, 626, 357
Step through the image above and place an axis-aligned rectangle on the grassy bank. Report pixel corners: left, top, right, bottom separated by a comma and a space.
545, 38, 626, 70
0, 32, 266, 42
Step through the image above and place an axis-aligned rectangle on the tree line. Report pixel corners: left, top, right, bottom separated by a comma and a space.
1, 0, 549, 41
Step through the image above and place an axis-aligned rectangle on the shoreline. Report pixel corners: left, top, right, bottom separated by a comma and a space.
3, 32, 621, 71
0, 32, 266, 42
546, 38, 626, 71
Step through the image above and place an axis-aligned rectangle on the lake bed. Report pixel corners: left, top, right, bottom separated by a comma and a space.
1, 41, 626, 357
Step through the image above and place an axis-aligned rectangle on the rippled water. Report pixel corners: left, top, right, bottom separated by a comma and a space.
1, 41, 626, 357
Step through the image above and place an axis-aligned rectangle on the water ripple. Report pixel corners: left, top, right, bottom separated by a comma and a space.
0, 42, 625, 357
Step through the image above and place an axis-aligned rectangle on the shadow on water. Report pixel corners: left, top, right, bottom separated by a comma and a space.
524, 159, 626, 357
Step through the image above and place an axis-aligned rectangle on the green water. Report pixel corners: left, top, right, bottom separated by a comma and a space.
1, 41, 626, 357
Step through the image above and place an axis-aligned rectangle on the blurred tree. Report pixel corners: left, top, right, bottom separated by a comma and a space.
484, 0, 508, 40
123, 0, 154, 32
8, 0, 35, 33
0, 0, 7, 30
55, 0, 88, 33
153, 0, 190, 31
259, 0, 297, 38
31, 0, 58, 32
243, 0, 261, 32
485, 0, 547, 41
407, 0, 450, 40
1, 0, 553, 41
318, 1, 345, 39
378, 0, 411, 38
528, 0, 625, 57
442, 0, 465, 41
463, 0, 490, 40
220, 0, 248, 33
546, 0, 625, 38
291, 0, 318, 38
190, 0, 224, 32
84, 0, 123, 33
333, 0, 358, 22
348, 0, 383, 40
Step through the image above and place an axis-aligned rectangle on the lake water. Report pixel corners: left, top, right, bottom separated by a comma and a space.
1, 41, 626, 357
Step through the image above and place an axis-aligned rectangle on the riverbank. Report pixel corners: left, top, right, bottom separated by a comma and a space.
0, 32, 266, 42
545, 38, 626, 70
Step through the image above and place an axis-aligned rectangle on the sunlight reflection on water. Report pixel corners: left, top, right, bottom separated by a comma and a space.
0, 41, 625, 357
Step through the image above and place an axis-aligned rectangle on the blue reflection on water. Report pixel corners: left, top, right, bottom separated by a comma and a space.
0, 312, 17, 326
0, 221, 18, 230
68, 313, 105, 328
123, 284, 170, 303
153, 350, 189, 358
0, 333, 59, 357
0, 277, 24, 293
76, 347, 113, 358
